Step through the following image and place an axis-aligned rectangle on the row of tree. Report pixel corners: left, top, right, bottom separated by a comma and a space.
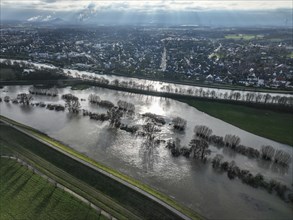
88, 94, 115, 108
164, 135, 292, 203
2, 94, 33, 105
117, 100, 135, 112
46, 104, 65, 111
190, 124, 292, 166
166, 138, 211, 160
261, 145, 291, 166
73, 72, 293, 106
29, 86, 58, 97
142, 113, 166, 125
211, 155, 292, 203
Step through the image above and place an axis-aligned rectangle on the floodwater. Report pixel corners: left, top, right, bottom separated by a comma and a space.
0, 85, 292, 219
1, 59, 293, 103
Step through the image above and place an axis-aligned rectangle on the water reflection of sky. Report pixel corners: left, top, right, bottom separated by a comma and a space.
0, 85, 292, 220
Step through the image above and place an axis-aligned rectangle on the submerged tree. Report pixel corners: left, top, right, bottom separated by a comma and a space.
63, 94, 80, 113
107, 107, 123, 128
194, 125, 213, 139
224, 134, 241, 149
88, 94, 101, 103
261, 145, 275, 161
142, 122, 157, 140
17, 93, 33, 105
274, 150, 291, 166
212, 154, 224, 168
172, 117, 187, 131
117, 100, 135, 112
189, 139, 211, 160
166, 138, 181, 157
4, 96, 10, 102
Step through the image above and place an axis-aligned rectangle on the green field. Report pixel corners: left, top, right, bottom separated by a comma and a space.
225, 34, 260, 40
71, 84, 92, 90
0, 120, 201, 220
182, 99, 293, 146
0, 158, 105, 220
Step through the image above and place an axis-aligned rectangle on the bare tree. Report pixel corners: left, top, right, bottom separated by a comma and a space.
233, 92, 241, 101
261, 145, 275, 161
264, 94, 271, 104
255, 94, 263, 103
189, 139, 211, 160
278, 96, 288, 105
142, 122, 157, 140
166, 138, 181, 157
246, 93, 255, 102
65, 99, 81, 113
212, 154, 224, 168
117, 100, 135, 112
17, 93, 33, 105
63, 94, 80, 113
194, 125, 213, 139
172, 117, 187, 131
274, 150, 291, 166
88, 94, 101, 103
107, 107, 123, 128
224, 134, 241, 148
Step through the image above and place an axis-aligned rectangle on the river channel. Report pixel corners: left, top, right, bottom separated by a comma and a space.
0, 85, 292, 219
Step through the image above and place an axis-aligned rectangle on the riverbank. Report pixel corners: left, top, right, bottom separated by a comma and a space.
0, 116, 202, 220
103, 71, 293, 94
182, 99, 293, 146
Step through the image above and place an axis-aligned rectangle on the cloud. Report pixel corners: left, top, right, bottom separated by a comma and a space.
1, 0, 292, 23
27, 15, 42, 22
41, 0, 57, 3
1, 0, 292, 12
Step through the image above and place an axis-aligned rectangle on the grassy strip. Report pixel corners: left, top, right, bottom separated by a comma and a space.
0, 116, 202, 220
181, 99, 293, 146
71, 84, 92, 90
0, 142, 136, 220
0, 158, 105, 220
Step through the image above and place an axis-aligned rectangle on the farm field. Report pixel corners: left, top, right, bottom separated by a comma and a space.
224, 34, 261, 40
0, 157, 105, 220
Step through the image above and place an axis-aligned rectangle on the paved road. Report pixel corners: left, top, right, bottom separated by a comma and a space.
0, 117, 194, 220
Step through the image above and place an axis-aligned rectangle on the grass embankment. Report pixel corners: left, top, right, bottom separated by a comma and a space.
182, 99, 293, 146
0, 117, 201, 220
0, 158, 105, 220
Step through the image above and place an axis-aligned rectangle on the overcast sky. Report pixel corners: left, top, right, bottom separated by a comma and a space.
1, 1, 292, 26
1, 0, 291, 11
